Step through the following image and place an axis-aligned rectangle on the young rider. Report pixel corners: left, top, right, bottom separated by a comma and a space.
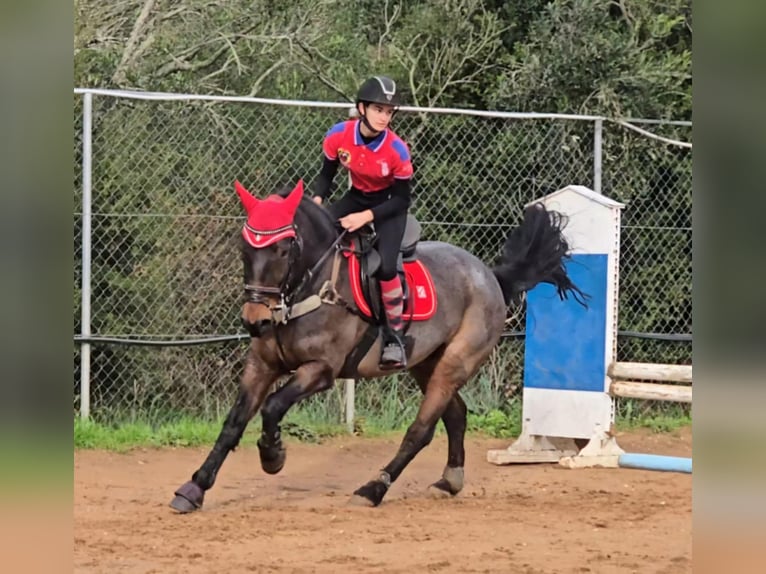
312, 76, 413, 369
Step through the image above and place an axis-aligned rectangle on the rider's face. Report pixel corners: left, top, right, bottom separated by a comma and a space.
361, 103, 395, 131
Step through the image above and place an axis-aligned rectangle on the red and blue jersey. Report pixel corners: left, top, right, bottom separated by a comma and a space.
322, 120, 413, 193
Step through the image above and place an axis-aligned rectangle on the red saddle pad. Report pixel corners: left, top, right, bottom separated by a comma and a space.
347, 254, 437, 321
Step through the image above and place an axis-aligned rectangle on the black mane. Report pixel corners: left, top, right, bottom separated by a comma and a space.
273, 183, 338, 234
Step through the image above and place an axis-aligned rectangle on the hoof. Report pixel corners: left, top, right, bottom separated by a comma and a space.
441, 466, 464, 493
427, 478, 458, 498
170, 481, 204, 513
351, 479, 389, 507
347, 494, 377, 507
259, 442, 286, 475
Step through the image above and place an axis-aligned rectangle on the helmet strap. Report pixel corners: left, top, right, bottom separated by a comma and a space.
358, 103, 383, 136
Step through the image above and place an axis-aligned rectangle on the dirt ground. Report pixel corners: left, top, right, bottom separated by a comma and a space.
74, 428, 692, 574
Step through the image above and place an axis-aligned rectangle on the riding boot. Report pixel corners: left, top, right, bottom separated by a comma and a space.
380, 328, 406, 370
378, 275, 406, 369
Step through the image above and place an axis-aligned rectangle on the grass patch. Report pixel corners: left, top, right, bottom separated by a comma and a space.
467, 406, 522, 438
75, 409, 690, 450
616, 413, 692, 433
74, 400, 525, 450
75, 386, 690, 450
75, 417, 234, 450
615, 398, 692, 433
74, 416, 350, 450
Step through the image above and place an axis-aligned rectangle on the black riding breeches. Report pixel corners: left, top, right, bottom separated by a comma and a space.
328, 189, 407, 281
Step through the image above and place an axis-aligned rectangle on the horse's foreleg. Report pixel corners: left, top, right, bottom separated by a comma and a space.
351, 361, 465, 507
170, 360, 276, 513
428, 394, 467, 497
258, 361, 334, 475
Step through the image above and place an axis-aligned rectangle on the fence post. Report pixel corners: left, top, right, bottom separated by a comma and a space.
339, 104, 359, 433
343, 378, 355, 433
80, 92, 93, 419
593, 118, 603, 193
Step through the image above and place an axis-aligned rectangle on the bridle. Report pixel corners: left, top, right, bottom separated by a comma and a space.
242, 225, 304, 312
242, 224, 348, 328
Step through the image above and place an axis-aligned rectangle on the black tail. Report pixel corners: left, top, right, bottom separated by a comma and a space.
492, 203, 589, 307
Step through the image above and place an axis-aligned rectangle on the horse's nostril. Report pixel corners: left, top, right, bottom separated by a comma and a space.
241, 318, 273, 338
243, 321, 261, 337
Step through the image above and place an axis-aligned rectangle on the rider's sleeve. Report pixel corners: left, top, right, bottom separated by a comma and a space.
391, 137, 414, 179
371, 177, 411, 222
315, 122, 345, 198
322, 122, 345, 160
314, 156, 339, 200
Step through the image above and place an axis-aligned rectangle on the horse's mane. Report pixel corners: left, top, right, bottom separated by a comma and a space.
273, 183, 338, 236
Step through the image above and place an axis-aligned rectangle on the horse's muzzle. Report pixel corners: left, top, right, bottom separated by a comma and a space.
241, 317, 273, 338
241, 302, 275, 337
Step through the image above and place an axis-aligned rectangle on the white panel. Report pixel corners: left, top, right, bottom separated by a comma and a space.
540, 191, 618, 254
523, 387, 614, 439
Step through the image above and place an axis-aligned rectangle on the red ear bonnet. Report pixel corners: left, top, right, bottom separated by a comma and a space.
234, 180, 304, 247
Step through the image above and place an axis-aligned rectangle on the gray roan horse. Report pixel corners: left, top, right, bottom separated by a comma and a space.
170, 180, 585, 512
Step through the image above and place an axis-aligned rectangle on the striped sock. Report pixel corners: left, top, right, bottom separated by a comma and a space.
379, 276, 404, 331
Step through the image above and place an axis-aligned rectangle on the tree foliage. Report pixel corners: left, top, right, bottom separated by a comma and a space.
75, 0, 691, 116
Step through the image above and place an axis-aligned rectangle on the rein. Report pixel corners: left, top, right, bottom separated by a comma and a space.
290, 228, 348, 303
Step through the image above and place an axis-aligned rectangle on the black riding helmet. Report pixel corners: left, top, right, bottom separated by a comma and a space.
355, 76, 402, 107
355, 76, 401, 134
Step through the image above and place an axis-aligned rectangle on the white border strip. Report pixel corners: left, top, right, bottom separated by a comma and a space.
73, 88, 692, 147
612, 119, 692, 148
71, 88, 600, 120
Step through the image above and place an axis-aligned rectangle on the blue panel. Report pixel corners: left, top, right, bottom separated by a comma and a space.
523, 254, 608, 392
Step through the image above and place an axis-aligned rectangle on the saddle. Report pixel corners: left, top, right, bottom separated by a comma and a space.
356, 213, 422, 277
346, 214, 434, 323
338, 214, 437, 377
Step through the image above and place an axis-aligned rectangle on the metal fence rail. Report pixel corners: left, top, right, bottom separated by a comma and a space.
74, 89, 691, 423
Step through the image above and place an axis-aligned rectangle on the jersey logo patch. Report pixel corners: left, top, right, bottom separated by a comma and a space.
378, 160, 389, 176
338, 148, 351, 165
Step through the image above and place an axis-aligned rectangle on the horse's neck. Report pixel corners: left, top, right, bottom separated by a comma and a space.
295, 203, 338, 266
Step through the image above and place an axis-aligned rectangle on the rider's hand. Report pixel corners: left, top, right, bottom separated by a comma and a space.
312, 196, 323, 205
339, 210, 374, 232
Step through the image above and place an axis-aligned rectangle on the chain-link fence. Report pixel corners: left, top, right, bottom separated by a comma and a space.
73, 90, 691, 425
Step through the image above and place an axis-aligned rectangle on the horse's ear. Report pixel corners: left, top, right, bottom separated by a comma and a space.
284, 179, 304, 211
234, 180, 259, 213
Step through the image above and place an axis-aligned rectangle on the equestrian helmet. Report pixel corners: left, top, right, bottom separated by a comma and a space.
355, 76, 401, 107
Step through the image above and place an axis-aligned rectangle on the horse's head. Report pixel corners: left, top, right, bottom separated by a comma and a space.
234, 179, 339, 336
235, 179, 306, 334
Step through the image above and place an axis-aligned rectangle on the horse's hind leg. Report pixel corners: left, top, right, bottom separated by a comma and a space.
428, 394, 467, 497
258, 361, 334, 474
410, 358, 467, 497
170, 359, 277, 513
350, 353, 469, 507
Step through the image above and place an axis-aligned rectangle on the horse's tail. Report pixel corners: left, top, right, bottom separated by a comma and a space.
492, 203, 589, 307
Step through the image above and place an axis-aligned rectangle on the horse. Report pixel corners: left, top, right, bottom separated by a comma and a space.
170, 179, 586, 512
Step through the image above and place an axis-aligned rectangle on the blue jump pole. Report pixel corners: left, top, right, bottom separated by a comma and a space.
618, 453, 692, 474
